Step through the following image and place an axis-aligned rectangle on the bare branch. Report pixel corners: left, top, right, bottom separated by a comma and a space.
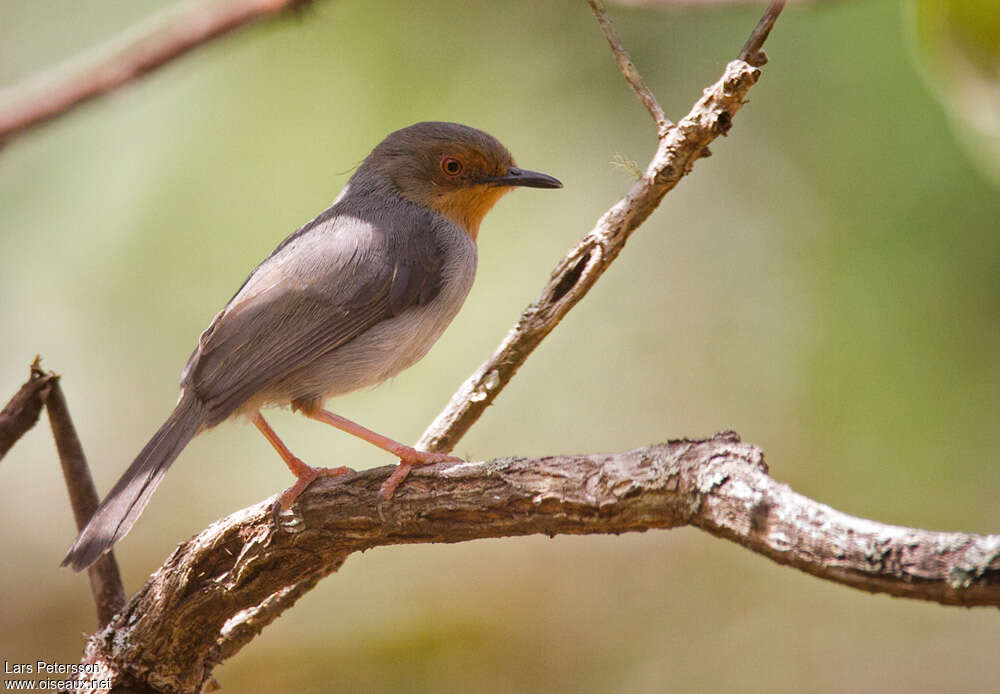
739, 0, 786, 65
414, 2, 781, 460
0, 357, 54, 459
417, 58, 762, 455
587, 0, 672, 135
72, 434, 1000, 693
0, 0, 312, 144
0, 359, 126, 626
44, 373, 126, 628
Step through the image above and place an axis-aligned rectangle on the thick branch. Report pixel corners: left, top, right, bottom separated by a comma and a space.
73, 433, 1000, 693
0, 0, 311, 143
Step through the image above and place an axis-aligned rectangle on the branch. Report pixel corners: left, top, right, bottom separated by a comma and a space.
0, 358, 126, 627
588, 0, 672, 134
73, 433, 1000, 693
0, 357, 54, 458
416, 24, 773, 455
739, 0, 786, 66
45, 374, 127, 628
415, 2, 785, 457
0, 0, 312, 144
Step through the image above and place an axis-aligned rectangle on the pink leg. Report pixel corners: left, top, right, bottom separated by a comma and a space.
307, 409, 461, 499
252, 412, 353, 514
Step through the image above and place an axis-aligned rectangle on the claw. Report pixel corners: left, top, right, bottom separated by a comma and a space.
378, 450, 463, 505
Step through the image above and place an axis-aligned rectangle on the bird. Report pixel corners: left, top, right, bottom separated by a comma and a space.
62, 121, 561, 571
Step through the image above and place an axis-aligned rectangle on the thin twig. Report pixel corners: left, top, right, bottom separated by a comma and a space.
417, 1, 782, 456
587, 0, 672, 135
615, 0, 807, 7
74, 435, 1000, 693
0, 0, 312, 144
0, 357, 55, 459
44, 372, 126, 628
739, 0, 787, 65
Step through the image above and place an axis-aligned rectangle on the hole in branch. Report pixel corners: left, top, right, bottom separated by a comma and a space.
715, 111, 733, 135
550, 250, 591, 304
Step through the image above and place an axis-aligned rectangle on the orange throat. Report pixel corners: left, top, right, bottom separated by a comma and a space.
430, 185, 510, 242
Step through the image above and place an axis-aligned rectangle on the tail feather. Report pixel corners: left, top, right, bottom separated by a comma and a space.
61, 396, 206, 572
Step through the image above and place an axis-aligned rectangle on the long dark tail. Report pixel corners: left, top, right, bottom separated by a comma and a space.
61, 396, 206, 571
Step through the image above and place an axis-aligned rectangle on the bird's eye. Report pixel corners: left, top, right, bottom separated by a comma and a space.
441, 157, 463, 176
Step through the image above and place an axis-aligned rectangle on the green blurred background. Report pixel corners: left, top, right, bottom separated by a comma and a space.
2, 0, 999, 692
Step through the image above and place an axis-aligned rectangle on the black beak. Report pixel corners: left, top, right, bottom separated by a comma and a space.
485, 167, 563, 189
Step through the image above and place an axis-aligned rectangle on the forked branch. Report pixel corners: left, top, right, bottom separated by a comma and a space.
415, 3, 782, 455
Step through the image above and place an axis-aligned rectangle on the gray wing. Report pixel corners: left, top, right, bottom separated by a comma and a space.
182, 210, 443, 423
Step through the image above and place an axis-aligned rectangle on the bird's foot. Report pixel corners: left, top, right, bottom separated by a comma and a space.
377, 448, 463, 516
272, 460, 354, 531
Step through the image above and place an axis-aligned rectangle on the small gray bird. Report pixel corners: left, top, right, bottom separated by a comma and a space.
62, 121, 561, 571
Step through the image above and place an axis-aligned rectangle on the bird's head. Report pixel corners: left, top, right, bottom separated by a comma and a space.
363, 121, 562, 240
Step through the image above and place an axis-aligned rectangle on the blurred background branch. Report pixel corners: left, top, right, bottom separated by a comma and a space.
588, 0, 672, 134
612, 0, 811, 6
0, 0, 314, 144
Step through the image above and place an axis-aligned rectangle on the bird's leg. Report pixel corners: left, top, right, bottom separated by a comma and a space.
252, 412, 354, 523
307, 409, 462, 500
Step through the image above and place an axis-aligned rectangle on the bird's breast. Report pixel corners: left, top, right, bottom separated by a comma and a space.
287, 223, 478, 402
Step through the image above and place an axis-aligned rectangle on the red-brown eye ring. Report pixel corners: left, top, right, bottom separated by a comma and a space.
441, 157, 463, 176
